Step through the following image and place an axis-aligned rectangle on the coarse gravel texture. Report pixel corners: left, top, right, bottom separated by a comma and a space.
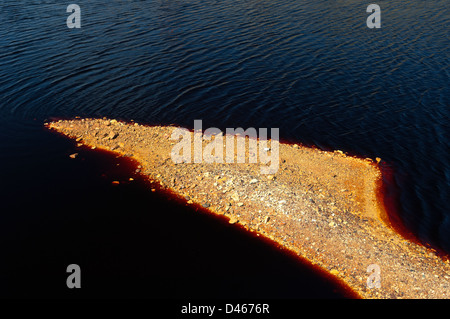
47, 118, 450, 299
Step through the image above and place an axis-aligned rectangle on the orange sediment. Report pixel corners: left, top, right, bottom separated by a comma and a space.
46, 118, 450, 299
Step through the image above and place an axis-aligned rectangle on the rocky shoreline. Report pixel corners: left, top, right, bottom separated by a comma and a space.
46, 118, 450, 299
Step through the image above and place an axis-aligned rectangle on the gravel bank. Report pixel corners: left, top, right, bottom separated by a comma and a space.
46, 118, 450, 299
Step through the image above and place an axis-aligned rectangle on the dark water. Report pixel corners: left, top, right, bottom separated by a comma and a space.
0, 0, 448, 297
0, 136, 356, 298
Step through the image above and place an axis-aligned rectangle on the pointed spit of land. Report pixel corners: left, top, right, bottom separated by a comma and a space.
46, 118, 450, 299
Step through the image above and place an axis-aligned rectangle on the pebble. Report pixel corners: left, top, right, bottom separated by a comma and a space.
202, 203, 210, 208
106, 131, 118, 140
69, 153, 78, 159
249, 179, 258, 184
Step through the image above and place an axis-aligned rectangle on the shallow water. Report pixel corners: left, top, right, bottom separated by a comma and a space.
0, 0, 448, 297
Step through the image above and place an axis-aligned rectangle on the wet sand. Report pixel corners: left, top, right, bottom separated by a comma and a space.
46, 118, 450, 299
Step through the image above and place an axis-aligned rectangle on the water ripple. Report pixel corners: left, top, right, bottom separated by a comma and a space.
0, 0, 449, 252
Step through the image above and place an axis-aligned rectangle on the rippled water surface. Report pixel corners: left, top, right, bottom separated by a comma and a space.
0, 0, 449, 296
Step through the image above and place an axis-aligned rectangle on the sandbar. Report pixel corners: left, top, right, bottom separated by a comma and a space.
46, 118, 450, 299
